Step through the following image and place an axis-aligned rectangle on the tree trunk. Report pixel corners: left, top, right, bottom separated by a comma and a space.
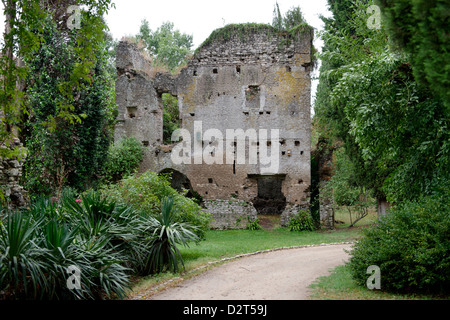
377, 197, 390, 218
2, 0, 17, 135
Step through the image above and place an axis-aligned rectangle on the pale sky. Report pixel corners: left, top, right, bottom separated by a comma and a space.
1, 0, 332, 103
104, 0, 331, 49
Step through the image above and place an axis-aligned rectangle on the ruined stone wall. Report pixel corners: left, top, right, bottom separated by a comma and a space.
0, 138, 27, 209
115, 25, 319, 229
114, 42, 163, 147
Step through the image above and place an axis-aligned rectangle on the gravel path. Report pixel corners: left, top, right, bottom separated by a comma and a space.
146, 243, 353, 300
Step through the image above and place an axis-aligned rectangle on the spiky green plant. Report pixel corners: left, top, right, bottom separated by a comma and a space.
143, 197, 199, 274
0, 210, 50, 299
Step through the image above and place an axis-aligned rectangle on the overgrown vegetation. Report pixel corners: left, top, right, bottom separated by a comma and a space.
315, 0, 449, 295
246, 217, 262, 231
101, 171, 211, 240
376, 0, 450, 111
194, 3, 314, 58
348, 189, 449, 294
136, 19, 193, 73
143, 197, 199, 274
327, 148, 374, 227
22, 15, 117, 195
162, 93, 181, 145
0, 191, 200, 300
288, 210, 315, 232
103, 137, 144, 183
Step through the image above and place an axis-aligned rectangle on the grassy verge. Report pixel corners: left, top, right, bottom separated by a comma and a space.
129, 208, 446, 300
308, 265, 449, 300
127, 223, 365, 299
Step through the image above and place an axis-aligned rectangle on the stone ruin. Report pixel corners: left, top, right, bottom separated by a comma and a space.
114, 24, 330, 229
0, 137, 27, 209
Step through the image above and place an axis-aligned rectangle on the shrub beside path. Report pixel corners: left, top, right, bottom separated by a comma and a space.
133, 243, 354, 300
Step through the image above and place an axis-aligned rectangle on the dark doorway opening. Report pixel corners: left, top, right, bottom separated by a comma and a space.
159, 168, 203, 205
250, 174, 287, 215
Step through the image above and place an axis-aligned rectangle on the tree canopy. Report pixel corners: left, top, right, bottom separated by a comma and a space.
376, 0, 450, 110
136, 19, 193, 72
315, 0, 449, 203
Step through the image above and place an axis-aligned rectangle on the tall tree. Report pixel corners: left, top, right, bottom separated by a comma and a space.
136, 19, 193, 72
1, 0, 115, 197
1, 0, 114, 151
315, 0, 449, 204
1, 0, 44, 159
314, 0, 387, 207
23, 15, 116, 195
376, 0, 450, 110
272, 2, 307, 31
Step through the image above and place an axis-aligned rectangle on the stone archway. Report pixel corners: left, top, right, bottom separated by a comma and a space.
159, 168, 202, 204
160, 168, 192, 193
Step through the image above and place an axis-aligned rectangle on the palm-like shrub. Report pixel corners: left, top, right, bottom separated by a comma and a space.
0, 211, 50, 299
1, 192, 202, 299
0, 193, 134, 300
143, 197, 199, 274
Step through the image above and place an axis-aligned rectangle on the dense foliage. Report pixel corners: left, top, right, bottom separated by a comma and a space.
272, 2, 307, 31
376, 0, 450, 110
316, 0, 450, 294
348, 189, 450, 294
103, 137, 144, 183
19, 8, 116, 196
288, 210, 315, 232
162, 93, 181, 145
0, 191, 199, 299
315, 0, 449, 203
143, 197, 199, 274
136, 20, 193, 73
101, 171, 211, 240
1, 0, 114, 160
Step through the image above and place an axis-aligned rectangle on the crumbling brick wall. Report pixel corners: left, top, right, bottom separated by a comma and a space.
114, 24, 325, 229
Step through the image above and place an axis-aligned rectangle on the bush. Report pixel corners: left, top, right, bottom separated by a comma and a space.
246, 217, 262, 231
347, 191, 450, 294
143, 197, 199, 274
0, 194, 134, 300
102, 171, 211, 239
103, 137, 144, 183
0, 189, 204, 299
288, 210, 315, 232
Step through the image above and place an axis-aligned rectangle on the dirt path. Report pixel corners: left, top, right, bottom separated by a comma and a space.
147, 243, 353, 300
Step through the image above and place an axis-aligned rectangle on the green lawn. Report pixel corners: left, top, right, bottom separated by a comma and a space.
180, 226, 359, 269
130, 208, 445, 300
129, 220, 366, 298
308, 265, 449, 300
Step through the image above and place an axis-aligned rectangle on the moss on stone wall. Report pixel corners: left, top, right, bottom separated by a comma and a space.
194, 22, 314, 57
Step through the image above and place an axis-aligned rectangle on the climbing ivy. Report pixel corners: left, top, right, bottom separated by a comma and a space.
22, 14, 116, 195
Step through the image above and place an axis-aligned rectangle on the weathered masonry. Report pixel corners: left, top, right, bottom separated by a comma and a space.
115, 24, 316, 229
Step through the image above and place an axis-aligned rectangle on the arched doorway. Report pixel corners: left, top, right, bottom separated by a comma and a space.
159, 168, 202, 204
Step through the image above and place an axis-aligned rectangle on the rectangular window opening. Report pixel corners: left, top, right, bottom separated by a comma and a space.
127, 106, 137, 119
245, 85, 260, 109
